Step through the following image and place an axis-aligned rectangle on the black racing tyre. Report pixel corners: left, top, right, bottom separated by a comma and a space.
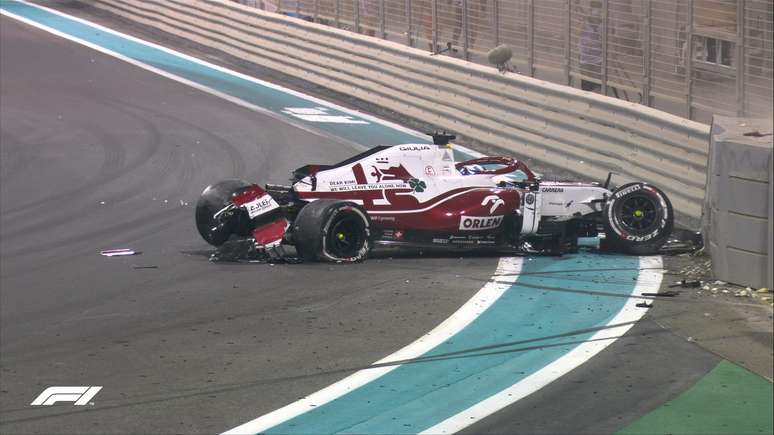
292, 199, 371, 262
195, 179, 250, 246
602, 182, 673, 255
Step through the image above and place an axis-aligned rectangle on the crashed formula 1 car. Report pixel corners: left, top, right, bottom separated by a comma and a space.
195, 133, 673, 262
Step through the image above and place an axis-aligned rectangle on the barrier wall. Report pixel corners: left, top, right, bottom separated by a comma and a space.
86, 0, 711, 227
703, 117, 773, 290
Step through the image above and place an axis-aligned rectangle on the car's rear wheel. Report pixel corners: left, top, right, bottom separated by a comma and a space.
292, 199, 371, 262
602, 182, 673, 255
195, 179, 250, 246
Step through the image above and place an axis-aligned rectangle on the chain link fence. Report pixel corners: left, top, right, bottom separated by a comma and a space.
233, 0, 773, 123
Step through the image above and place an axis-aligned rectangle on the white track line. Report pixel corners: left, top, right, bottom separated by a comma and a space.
0, 0, 483, 158
422, 256, 662, 434
222, 257, 523, 435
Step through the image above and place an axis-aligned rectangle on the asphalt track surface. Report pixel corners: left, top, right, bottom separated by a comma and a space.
0, 17, 504, 433
1, 13, 719, 435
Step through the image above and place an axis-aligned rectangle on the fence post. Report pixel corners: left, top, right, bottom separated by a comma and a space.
462, 0, 470, 60
686, 0, 694, 120
355, 0, 360, 33
335, 0, 340, 28
564, 0, 571, 85
380, 0, 386, 38
601, 0, 609, 95
432, 0, 438, 52
642, 0, 652, 106
736, 0, 746, 116
493, 0, 499, 47
406, 0, 413, 46
527, 0, 534, 76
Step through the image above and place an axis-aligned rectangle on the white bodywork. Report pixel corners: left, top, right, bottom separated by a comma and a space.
294, 144, 611, 235
537, 182, 609, 221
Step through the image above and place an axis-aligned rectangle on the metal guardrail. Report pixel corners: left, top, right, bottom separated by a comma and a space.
233, 0, 773, 124
88, 0, 711, 227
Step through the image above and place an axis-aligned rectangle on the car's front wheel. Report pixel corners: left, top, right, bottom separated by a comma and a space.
602, 182, 673, 255
195, 179, 251, 246
292, 199, 371, 262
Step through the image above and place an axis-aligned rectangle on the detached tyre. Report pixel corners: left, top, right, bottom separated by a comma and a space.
292, 199, 371, 262
602, 182, 673, 255
196, 179, 250, 246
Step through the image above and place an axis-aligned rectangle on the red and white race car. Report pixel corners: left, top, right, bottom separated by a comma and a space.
195, 133, 673, 262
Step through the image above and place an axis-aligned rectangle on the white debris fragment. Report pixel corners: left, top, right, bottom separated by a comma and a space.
100, 248, 137, 257
757, 287, 771, 294
714, 280, 727, 285
99, 201, 106, 205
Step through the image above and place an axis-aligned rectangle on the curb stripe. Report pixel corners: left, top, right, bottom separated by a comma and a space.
423, 256, 663, 433
223, 257, 523, 434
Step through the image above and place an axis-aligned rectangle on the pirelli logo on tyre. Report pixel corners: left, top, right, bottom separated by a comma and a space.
613, 184, 641, 199
459, 215, 504, 231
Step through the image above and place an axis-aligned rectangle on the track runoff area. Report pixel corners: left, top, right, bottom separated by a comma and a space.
1, 1, 768, 434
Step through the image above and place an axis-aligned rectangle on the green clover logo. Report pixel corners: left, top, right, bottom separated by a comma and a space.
408, 178, 426, 193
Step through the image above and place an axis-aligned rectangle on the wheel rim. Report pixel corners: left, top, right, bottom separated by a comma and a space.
617, 194, 659, 234
326, 214, 365, 258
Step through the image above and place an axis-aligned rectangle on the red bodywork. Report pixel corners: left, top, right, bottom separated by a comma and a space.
295, 154, 532, 237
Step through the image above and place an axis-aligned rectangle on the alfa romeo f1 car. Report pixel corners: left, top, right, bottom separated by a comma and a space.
195, 133, 673, 262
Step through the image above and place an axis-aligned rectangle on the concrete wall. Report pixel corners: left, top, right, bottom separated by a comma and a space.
703, 117, 773, 289
86, 0, 712, 228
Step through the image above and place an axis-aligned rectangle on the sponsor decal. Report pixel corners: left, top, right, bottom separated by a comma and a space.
31, 386, 102, 406
459, 215, 504, 231
614, 184, 642, 198
525, 193, 535, 205
329, 182, 405, 192
281, 107, 368, 124
370, 164, 414, 183
371, 215, 396, 222
481, 195, 505, 214
424, 165, 436, 176
398, 145, 432, 151
548, 202, 563, 206
408, 178, 427, 193
330, 179, 357, 186
541, 187, 564, 193
244, 194, 279, 219
394, 230, 404, 240
432, 238, 450, 244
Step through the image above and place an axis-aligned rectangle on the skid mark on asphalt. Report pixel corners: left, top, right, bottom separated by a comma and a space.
0, 0, 458, 155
